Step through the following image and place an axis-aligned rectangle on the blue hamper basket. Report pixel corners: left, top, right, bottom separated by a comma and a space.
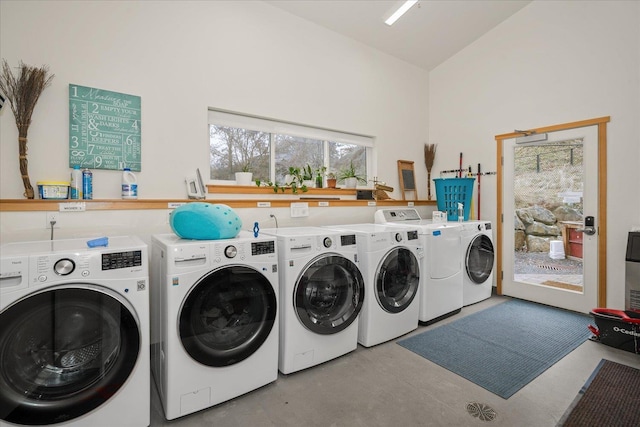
434, 177, 475, 221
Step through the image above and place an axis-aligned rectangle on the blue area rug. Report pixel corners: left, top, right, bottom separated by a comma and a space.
397, 298, 593, 399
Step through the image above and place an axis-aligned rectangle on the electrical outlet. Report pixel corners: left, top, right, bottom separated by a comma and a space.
290, 202, 309, 218
46, 212, 59, 229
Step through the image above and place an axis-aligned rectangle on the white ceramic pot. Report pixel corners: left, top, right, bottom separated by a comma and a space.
303, 179, 315, 188
344, 177, 358, 188
235, 172, 253, 186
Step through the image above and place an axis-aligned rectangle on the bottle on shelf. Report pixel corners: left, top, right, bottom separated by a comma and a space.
121, 168, 138, 199
70, 165, 82, 199
82, 168, 93, 200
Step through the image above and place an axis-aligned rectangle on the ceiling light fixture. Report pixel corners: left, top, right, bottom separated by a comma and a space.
385, 0, 418, 26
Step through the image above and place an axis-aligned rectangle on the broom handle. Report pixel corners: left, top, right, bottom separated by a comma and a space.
477, 163, 481, 220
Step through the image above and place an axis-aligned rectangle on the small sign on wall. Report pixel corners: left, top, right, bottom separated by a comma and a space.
69, 84, 141, 171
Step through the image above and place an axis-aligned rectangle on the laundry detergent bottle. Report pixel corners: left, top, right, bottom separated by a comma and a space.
121, 168, 138, 199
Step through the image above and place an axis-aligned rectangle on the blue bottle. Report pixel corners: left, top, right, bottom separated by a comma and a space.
82, 168, 93, 200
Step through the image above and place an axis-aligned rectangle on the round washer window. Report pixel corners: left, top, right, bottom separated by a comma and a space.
376, 247, 420, 313
0, 287, 140, 426
466, 234, 495, 284
295, 254, 365, 335
179, 265, 277, 367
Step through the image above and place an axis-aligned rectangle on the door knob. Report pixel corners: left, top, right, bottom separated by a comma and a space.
577, 226, 596, 236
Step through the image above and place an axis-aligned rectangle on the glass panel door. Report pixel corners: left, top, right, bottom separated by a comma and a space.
502, 126, 598, 313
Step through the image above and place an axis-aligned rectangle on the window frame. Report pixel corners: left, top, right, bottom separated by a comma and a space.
208, 108, 375, 185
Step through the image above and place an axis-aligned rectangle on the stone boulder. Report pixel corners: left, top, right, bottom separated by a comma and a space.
525, 221, 561, 237
515, 230, 527, 250
526, 235, 555, 252
515, 213, 525, 230
516, 209, 534, 226
523, 206, 556, 225
553, 206, 583, 222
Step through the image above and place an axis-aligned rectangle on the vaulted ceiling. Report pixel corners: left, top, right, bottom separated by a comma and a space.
265, 0, 531, 71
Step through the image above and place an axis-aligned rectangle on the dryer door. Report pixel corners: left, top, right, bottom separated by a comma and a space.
466, 234, 495, 284
295, 254, 365, 335
179, 265, 277, 367
376, 247, 420, 313
0, 287, 140, 426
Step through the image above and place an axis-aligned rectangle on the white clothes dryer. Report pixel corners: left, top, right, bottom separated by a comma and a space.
150, 231, 278, 420
461, 221, 495, 306
262, 227, 365, 374
325, 223, 422, 347
0, 236, 149, 427
375, 209, 463, 324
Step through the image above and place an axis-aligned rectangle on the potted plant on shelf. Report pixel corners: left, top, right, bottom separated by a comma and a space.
326, 171, 337, 189
338, 161, 367, 188
259, 167, 308, 194
301, 164, 315, 188
235, 162, 253, 186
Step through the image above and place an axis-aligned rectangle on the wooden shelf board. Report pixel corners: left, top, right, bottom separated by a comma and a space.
1, 198, 436, 212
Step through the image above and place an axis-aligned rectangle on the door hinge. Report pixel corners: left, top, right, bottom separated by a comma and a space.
501, 270, 503, 280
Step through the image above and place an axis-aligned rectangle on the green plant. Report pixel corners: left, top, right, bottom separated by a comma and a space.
240, 163, 251, 173
255, 174, 308, 194
338, 161, 367, 184
301, 164, 314, 181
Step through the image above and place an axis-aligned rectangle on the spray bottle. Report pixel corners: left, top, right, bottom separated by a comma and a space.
458, 203, 464, 222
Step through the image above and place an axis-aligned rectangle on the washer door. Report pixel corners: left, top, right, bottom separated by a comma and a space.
295, 254, 365, 335
376, 247, 420, 313
466, 234, 495, 284
179, 265, 277, 367
0, 287, 140, 426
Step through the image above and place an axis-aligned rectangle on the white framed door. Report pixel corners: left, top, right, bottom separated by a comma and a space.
498, 118, 607, 313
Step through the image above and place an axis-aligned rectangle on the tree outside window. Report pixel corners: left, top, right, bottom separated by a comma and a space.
210, 123, 369, 186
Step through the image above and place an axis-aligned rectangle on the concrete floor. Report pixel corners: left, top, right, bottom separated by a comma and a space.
150, 295, 640, 427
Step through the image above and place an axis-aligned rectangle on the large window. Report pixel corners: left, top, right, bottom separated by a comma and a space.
209, 109, 374, 186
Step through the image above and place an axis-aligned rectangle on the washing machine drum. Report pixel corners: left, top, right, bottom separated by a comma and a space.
466, 234, 495, 284
0, 287, 140, 426
295, 254, 365, 335
179, 265, 277, 367
376, 247, 420, 313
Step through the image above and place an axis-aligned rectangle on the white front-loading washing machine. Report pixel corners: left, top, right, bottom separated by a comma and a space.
0, 236, 149, 427
375, 209, 463, 325
261, 227, 365, 374
461, 221, 495, 306
150, 231, 279, 420
325, 223, 422, 347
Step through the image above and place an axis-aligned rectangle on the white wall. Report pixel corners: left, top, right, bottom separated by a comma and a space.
0, 1, 429, 242
428, 0, 640, 308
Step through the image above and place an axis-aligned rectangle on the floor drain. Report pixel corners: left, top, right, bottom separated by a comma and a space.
536, 264, 565, 271
466, 402, 497, 422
